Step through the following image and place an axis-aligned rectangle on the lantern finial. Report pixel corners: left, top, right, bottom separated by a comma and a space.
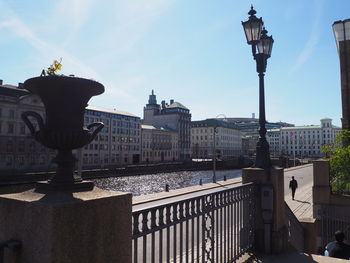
248, 5, 257, 17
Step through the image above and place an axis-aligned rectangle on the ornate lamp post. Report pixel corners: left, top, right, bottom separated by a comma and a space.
212, 126, 217, 183
333, 19, 350, 146
242, 6, 274, 169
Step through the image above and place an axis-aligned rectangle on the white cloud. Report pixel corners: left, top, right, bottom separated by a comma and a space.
290, 0, 324, 73
0, 0, 175, 102
51, 0, 98, 46
0, 1, 101, 79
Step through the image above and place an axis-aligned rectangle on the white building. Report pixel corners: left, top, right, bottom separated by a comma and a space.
267, 118, 341, 158
191, 119, 242, 159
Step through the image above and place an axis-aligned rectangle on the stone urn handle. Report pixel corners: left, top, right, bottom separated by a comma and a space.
21, 111, 45, 135
87, 122, 104, 140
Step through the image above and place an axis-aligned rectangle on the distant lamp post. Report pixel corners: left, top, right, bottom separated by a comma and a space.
212, 115, 227, 183
333, 19, 350, 146
242, 6, 274, 169
213, 126, 217, 183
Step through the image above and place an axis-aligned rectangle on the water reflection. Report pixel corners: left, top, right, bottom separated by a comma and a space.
94, 169, 242, 196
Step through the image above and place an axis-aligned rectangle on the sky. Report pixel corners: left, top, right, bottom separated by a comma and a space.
0, 0, 349, 127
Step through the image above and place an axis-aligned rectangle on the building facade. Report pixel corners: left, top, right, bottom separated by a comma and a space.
0, 82, 57, 175
82, 106, 141, 168
191, 119, 242, 160
141, 125, 178, 163
0, 81, 142, 175
267, 118, 341, 158
143, 90, 191, 160
241, 135, 259, 157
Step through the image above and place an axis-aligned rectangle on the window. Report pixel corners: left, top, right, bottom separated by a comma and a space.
7, 123, 14, 134
18, 141, 25, 152
20, 124, 25, 134
6, 156, 13, 166
6, 141, 13, 152
9, 109, 15, 119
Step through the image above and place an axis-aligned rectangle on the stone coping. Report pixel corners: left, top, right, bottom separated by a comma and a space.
284, 163, 313, 172
132, 177, 242, 206
0, 187, 130, 204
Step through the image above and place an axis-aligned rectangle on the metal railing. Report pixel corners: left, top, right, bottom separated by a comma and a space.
132, 183, 256, 263
319, 204, 350, 248
284, 202, 304, 252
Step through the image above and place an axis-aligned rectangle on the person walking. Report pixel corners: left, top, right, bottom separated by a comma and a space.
289, 176, 298, 200
325, 231, 350, 259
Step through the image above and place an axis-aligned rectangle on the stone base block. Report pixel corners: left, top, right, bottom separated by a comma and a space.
243, 167, 287, 253
0, 187, 132, 263
313, 160, 330, 186
313, 185, 330, 205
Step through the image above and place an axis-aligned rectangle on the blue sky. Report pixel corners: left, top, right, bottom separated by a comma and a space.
0, 0, 348, 126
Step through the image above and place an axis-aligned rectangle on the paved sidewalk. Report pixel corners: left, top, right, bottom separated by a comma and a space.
248, 252, 350, 263
284, 164, 314, 219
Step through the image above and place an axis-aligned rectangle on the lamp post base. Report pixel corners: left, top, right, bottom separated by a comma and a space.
254, 137, 271, 169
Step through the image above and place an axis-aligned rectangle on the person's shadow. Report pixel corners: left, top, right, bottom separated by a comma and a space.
294, 199, 310, 204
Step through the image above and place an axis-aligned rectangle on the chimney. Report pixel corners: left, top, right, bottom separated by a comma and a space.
0, 79, 3, 85
18, 82, 24, 89
161, 100, 166, 108
252, 113, 255, 119
170, 99, 174, 104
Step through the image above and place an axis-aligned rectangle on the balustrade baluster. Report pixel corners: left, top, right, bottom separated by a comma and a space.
151, 209, 156, 263
224, 191, 227, 263
142, 211, 149, 263
185, 201, 189, 263
220, 192, 223, 262
234, 189, 238, 261
132, 213, 140, 263
190, 200, 195, 263
166, 206, 171, 263
230, 191, 234, 260
173, 203, 178, 262
197, 198, 200, 263
179, 201, 184, 263
159, 207, 164, 263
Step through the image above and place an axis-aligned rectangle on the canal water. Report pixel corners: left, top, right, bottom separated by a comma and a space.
93, 169, 242, 196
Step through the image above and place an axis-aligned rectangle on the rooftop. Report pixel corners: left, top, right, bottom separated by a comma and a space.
192, 118, 240, 129
141, 124, 177, 133
0, 84, 29, 98
86, 105, 139, 118
166, 101, 188, 110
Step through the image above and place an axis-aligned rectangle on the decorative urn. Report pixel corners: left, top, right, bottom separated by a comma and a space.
21, 75, 105, 192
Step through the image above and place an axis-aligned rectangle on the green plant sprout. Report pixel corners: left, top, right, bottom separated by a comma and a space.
41, 58, 62, 76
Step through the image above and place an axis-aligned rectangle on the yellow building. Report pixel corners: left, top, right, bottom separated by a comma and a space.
141, 124, 179, 163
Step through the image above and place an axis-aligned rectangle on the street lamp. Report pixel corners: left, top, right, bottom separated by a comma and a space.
212, 115, 227, 183
213, 126, 217, 183
242, 6, 274, 169
333, 19, 350, 146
